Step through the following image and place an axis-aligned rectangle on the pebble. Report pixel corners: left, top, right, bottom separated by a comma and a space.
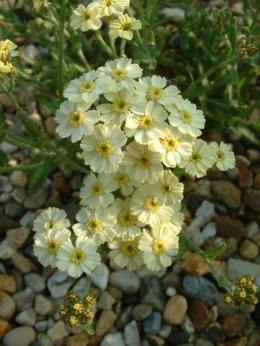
4, 202, 24, 218
201, 322, 225, 343
6, 226, 30, 249
143, 311, 162, 335
47, 270, 76, 299
0, 320, 11, 340
216, 215, 244, 242
0, 291, 16, 320
185, 230, 204, 247
96, 310, 118, 337
19, 211, 34, 226
132, 304, 153, 321
243, 188, 260, 212
92, 263, 109, 290
35, 320, 48, 332
0, 192, 12, 203
66, 332, 90, 346
9, 171, 27, 187
227, 167, 239, 181
0, 239, 15, 260
236, 155, 250, 170
239, 240, 259, 260
196, 339, 214, 346
39, 102, 53, 118
167, 329, 190, 345
246, 149, 260, 163
182, 252, 220, 276
100, 332, 125, 346
11, 187, 26, 204
0, 142, 18, 154
183, 274, 218, 306
0, 215, 20, 234
23, 44, 39, 63
227, 258, 260, 280
0, 274, 17, 293
35, 294, 53, 315
160, 7, 185, 21
0, 177, 12, 194
201, 222, 217, 240
136, 265, 166, 279
124, 320, 140, 346
97, 291, 115, 310
159, 325, 172, 338
13, 287, 35, 311
163, 295, 187, 325
211, 181, 241, 209
187, 201, 215, 232
24, 273, 46, 293
47, 320, 69, 341
15, 307, 36, 326
238, 169, 252, 188
44, 117, 57, 137
222, 313, 246, 338
117, 306, 132, 329
140, 276, 166, 312
253, 174, 260, 190
109, 270, 140, 295
162, 272, 181, 289
11, 252, 33, 273
180, 314, 195, 333
2, 326, 36, 346
245, 221, 259, 239
24, 188, 48, 209
165, 287, 177, 297
188, 301, 212, 331
226, 237, 238, 258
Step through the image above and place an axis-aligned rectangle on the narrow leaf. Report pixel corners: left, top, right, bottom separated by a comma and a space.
173, 237, 188, 262
203, 244, 226, 260
215, 47, 232, 66
84, 325, 95, 335
28, 160, 56, 196
227, 17, 237, 52
0, 149, 9, 166
217, 275, 227, 288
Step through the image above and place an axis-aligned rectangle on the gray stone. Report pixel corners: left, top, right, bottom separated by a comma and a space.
0, 290, 16, 319
19, 211, 34, 226
101, 332, 125, 346
97, 291, 115, 310
117, 306, 132, 329
23, 44, 39, 63
9, 171, 27, 188
201, 322, 225, 343
0, 176, 12, 193
11, 187, 26, 204
136, 265, 166, 279
13, 287, 35, 311
24, 273, 45, 293
228, 258, 260, 280
2, 326, 36, 346
140, 276, 166, 312
35, 294, 53, 315
180, 315, 195, 333
124, 320, 140, 346
24, 188, 48, 209
159, 324, 172, 338
0, 142, 18, 154
201, 222, 217, 240
160, 7, 185, 21
15, 307, 36, 326
196, 339, 214, 346
254, 274, 260, 292
4, 202, 24, 218
143, 311, 162, 335
35, 320, 48, 332
7, 226, 30, 249
132, 304, 153, 321
92, 263, 109, 290
47, 320, 69, 341
72, 277, 85, 294
245, 221, 259, 239
47, 270, 76, 299
165, 287, 177, 297
110, 270, 140, 294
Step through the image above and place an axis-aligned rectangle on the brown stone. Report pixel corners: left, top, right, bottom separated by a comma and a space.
252, 233, 260, 248
0, 319, 11, 340
95, 310, 117, 337
188, 301, 211, 331
218, 337, 248, 346
7, 227, 30, 249
236, 155, 251, 171
238, 169, 252, 188
221, 313, 246, 338
0, 215, 20, 234
253, 174, 260, 190
11, 252, 33, 273
163, 295, 187, 325
244, 188, 260, 212
239, 240, 259, 260
162, 272, 181, 289
216, 215, 244, 242
0, 275, 16, 294
51, 175, 71, 195
182, 252, 221, 276
106, 286, 124, 302
211, 181, 241, 209
0, 291, 16, 320
65, 332, 89, 346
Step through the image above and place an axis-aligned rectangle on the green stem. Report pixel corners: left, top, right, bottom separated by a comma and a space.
126, 8, 143, 47
250, 2, 260, 32
2, 136, 37, 152
120, 39, 126, 57
78, 49, 91, 71
58, 0, 67, 101
17, 69, 42, 86
0, 161, 46, 173
183, 56, 239, 98
82, 275, 92, 297
110, 38, 118, 58
233, 64, 242, 108
95, 31, 115, 59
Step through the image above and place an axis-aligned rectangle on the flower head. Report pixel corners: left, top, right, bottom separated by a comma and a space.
33, 207, 70, 233
0, 39, 18, 63
153, 170, 184, 205
94, 0, 130, 17
70, 3, 102, 32
209, 141, 235, 171
109, 13, 142, 40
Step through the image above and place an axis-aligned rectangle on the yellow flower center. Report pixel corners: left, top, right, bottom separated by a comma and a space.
78, 81, 96, 94
160, 135, 179, 152
146, 86, 165, 102
151, 238, 167, 255
110, 68, 128, 82
45, 238, 60, 255
86, 216, 104, 234
161, 183, 172, 194
179, 110, 192, 124
117, 210, 137, 227
189, 151, 202, 163
136, 152, 152, 168
111, 97, 131, 115
70, 248, 87, 265
216, 150, 225, 162
115, 173, 130, 185
91, 182, 105, 197
101, 0, 114, 7
81, 11, 91, 21
95, 139, 114, 158
138, 115, 155, 131
44, 219, 57, 231
143, 196, 160, 213
120, 240, 138, 257
121, 23, 132, 31
68, 109, 85, 128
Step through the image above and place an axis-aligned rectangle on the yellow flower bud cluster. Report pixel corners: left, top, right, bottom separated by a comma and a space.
224, 275, 258, 307
236, 37, 258, 58
58, 291, 96, 329
0, 40, 18, 84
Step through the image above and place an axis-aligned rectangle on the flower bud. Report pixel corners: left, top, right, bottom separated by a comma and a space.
236, 37, 246, 48
213, 9, 222, 20
245, 283, 257, 294
237, 48, 247, 58
244, 295, 258, 305
245, 38, 254, 47
58, 304, 70, 317
247, 45, 258, 57
223, 294, 233, 305
234, 297, 244, 307
67, 315, 79, 327
80, 309, 94, 326
234, 288, 247, 299
66, 291, 80, 303
82, 295, 96, 309
235, 276, 247, 287
71, 303, 84, 316
224, 8, 232, 19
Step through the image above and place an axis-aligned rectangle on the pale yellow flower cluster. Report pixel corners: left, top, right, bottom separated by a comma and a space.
0, 39, 18, 84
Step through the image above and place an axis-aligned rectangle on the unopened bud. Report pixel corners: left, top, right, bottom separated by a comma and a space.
245, 38, 254, 47
244, 295, 258, 305
247, 45, 258, 57
234, 288, 247, 299
58, 304, 70, 317
223, 294, 233, 305
237, 37, 246, 48
80, 309, 94, 326
66, 291, 80, 303
234, 297, 244, 307
235, 276, 247, 287
245, 275, 253, 283
213, 8, 222, 20
67, 315, 79, 327
237, 48, 247, 58
82, 295, 96, 309
224, 8, 232, 19
71, 303, 84, 316
245, 283, 257, 294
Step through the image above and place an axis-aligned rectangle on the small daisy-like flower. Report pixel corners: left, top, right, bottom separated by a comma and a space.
70, 3, 102, 32
63, 70, 109, 103
0, 39, 18, 63
109, 13, 142, 40
80, 172, 117, 209
125, 101, 168, 145
153, 170, 184, 205
55, 101, 99, 143
139, 227, 179, 271
166, 98, 206, 137
33, 229, 71, 267
108, 236, 144, 271
179, 139, 215, 178
162, 202, 185, 234
72, 207, 116, 245
33, 207, 70, 233
209, 141, 236, 171
56, 236, 101, 277
98, 58, 142, 92
94, 0, 130, 17
110, 198, 143, 240
135, 76, 181, 106
121, 141, 163, 184
130, 184, 173, 227
148, 125, 194, 168
112, 166, 136, 196
80, 123, 127, 174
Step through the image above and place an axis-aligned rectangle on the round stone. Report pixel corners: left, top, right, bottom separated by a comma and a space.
163, 295, 188, 325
